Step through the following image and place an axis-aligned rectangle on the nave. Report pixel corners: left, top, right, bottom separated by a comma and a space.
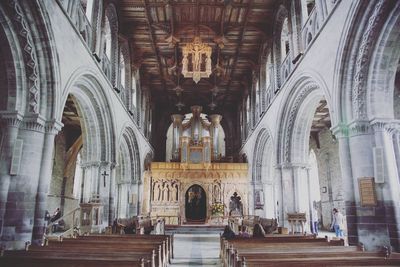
170, 233, 222, 267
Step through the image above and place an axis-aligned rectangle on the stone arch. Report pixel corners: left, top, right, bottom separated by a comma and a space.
272, 4, 289, 89
119, 125, 141, 182
90, 0, 104, 54
61, 70, 115, 164
143, 152, 153, 171
102, 3, 119, 86
367, 3, 400, 119
277, 75, 331, 165
335, 0, 398, 122
0, 1, 60, 118
252, 128, 273, 183
119, 38, 132, 108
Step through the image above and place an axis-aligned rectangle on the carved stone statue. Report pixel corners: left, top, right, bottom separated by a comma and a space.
213, 183, 221, 203
170, 183, 178, 202
153, 182, 161, 201
162, 183, 169, 202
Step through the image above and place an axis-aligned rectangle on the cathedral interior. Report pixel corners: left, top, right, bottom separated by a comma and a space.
0, 0, 400, 263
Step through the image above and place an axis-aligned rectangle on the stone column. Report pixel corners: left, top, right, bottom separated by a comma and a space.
2, 115, 46, 249
209, 114, 222, 160
97, 162, 113, 227
32, 120, 63, 244
371, 120, 400, 251
277, 164, 296, 227
345, 120, 395, 251
0, 112, 23, 239
332, 124, 355, 244
107, 163, 116, 225
171, 114, 184, 161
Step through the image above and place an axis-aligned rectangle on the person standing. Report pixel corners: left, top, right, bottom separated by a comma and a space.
312, 206, 319, 235
330, 208, 344, 237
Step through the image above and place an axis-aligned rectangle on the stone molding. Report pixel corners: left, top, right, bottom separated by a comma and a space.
282, 83, 318, 163
45, 119, 63, 135
0, 111, 24, 128
21, 114, 46, 132
7, 0, 40, 114
352, 0, 392, 120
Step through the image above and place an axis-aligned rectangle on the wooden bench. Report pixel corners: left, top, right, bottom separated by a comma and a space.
1, 233, 172, 267
221, 234, 400, 267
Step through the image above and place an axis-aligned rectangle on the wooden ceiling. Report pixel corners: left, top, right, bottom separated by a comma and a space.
120, 0, 278, 113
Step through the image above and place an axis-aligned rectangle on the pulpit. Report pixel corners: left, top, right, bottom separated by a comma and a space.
80, 202, 103, 234
287, 212, 306, 234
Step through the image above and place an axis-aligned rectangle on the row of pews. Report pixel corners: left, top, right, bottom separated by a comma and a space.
221, 234, 400, 267
0, 234, 173, 267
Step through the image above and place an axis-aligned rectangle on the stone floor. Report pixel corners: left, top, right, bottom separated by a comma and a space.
169, 233, 222, 266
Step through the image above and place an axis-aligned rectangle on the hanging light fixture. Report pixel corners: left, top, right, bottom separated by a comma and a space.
181, 36, 212, 83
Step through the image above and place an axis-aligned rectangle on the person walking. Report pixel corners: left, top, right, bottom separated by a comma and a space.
330, 208, 344, 237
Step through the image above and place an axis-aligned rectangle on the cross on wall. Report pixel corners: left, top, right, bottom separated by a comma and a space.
101, 171, 109, 187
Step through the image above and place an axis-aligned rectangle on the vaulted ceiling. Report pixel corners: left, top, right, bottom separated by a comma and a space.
120, 0, 278, 114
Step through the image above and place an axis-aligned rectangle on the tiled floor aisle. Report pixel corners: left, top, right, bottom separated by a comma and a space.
169, 233, 222, 266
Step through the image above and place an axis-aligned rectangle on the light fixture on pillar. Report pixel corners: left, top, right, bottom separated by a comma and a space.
181, 36, 212, 83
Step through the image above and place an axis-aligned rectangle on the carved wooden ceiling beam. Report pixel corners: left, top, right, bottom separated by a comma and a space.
143, 0, 167, 93
222, 0, 254, 107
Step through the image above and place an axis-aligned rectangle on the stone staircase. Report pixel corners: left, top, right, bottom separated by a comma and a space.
165, 225, 224, 235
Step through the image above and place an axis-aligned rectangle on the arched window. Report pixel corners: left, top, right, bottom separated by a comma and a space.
281, 18, 290, 60
301, 0, 316, 24
255, 80, 260, 117
120, 53, 126, 89
80, 0, 94, 22
265, 52, 272, 90
132, 74, 137, 108
103, 17, 112, 59
246, 95, 251, 127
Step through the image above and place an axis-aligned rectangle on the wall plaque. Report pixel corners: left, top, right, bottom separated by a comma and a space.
358, 177, 377, 207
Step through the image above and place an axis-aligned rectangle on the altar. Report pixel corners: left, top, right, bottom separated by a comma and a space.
141, 106, 249, 224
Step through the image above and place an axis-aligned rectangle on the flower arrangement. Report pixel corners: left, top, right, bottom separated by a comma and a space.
211, 202, 225, 215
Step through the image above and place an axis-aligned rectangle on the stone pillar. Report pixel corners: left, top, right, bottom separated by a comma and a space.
107, 163, 116, 225
277, 164, 296, 227
210, 114, 222, 160
32, 120, 63, 244
129, 181, 139, 216
371, 120, 400, 251
292, 165, 311, 232
171, 114, 184, 161
141, 171, 151, 214
98, 162, 113, 227
2, 115, 46, 249
0, 112, 23, 239
332, 124, 355, 244
344, 120, 400, 251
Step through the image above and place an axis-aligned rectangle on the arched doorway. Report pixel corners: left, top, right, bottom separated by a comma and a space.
185, 185, 207, 223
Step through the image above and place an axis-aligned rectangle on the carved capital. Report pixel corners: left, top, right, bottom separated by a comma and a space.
348, 120, 371, 136
0, 111, 24, 128
331, 123, 349, 139
45, 119, 63, 135
21, 114, 46, 132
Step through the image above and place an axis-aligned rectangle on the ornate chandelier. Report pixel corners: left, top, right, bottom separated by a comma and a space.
181, 37, 212, 83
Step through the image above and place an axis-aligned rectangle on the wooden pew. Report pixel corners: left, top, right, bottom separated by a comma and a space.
221, 234, 400, 267
0, 250, 150, 267
47, 238, 167, 267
